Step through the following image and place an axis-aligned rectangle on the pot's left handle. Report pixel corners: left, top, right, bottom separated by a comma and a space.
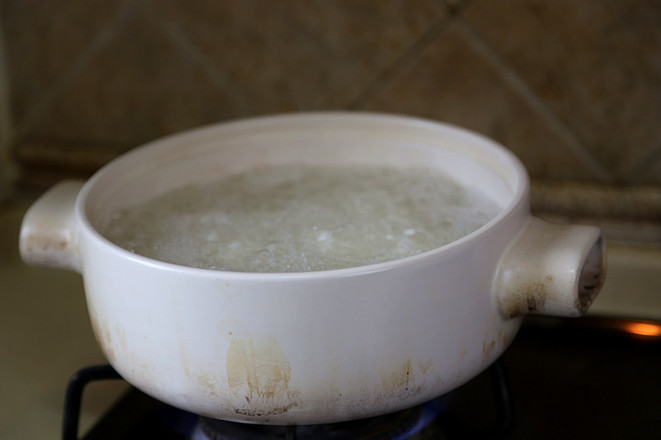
19, 180, 85, 273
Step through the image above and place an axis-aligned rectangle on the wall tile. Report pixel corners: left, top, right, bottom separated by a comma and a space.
362, 21, 599, 181
2, 0, 123, 131
2, 0, 660, 231
146, 0, 447, 112
26, 9, 252, 148
638, 152, 661, 185
463, 0, 661, 183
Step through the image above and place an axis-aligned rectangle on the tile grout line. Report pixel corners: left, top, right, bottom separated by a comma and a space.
15, 3, 138, 140
348, 0, 477, 111
139, 0, 255, 115
455, 18, 613, 183
0, 27, 12, 146
0, 17, 17, 197
623, 139, 661, 184
347, 13, 455, 110
145, 13, 254, 116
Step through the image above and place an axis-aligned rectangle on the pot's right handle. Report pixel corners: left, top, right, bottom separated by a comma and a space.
19, 180, 85, 273
494, 217, 606, 318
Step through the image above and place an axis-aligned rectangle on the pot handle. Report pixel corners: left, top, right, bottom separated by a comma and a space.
19, 180, 85, 273
494, 217, 606, 318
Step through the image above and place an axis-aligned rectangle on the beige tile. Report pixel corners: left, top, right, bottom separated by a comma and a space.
146, 0, 447, 112
362, 21, 598, 181
639, 154, 661, 185
463, 0, 661, 183
2, 0, 123, 129
626, 146, 661, 185
26, 9, 251, 148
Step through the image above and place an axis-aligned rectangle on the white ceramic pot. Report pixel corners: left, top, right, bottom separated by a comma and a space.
20, 113, 605, 425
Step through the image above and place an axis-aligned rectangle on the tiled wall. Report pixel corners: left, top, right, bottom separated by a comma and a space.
1, 0, 660, 241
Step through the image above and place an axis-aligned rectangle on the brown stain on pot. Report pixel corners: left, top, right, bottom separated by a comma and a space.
498, 325, 518, 349
116, 324, 127, 351
194, 373, 218, 397
417, 359, 433, 375
501, 276, 551, 318
226, 336, 292, 400
380, 357, 432, 402
90, 314, 116, 364
482, 339, 496, 357
524, 280, 549, 313
21, 236, 74, 265
382, 358, 413, 392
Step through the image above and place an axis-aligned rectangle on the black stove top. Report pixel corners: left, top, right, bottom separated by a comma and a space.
66, 317, 661, 440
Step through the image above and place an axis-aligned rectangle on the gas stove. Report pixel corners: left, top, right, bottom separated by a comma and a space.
64, 362, 509, 440
63, 316, 661, 440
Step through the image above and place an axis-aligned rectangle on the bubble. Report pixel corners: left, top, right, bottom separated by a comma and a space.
104, 165, 500, 272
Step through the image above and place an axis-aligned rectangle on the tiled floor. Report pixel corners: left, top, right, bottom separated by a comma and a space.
1, 197, 660, 439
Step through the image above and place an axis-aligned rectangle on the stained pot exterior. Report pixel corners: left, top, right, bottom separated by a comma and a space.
20, 113, 604, 424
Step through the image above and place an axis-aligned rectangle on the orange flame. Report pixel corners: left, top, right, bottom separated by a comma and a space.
624, 322, 661, 337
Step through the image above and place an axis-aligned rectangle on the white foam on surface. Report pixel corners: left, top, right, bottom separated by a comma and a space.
104, 165, 500, 272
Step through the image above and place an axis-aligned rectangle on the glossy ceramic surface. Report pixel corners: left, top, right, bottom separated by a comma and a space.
20, 113, 604, 424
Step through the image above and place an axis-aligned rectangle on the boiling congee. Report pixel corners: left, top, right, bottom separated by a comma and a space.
103, 165, 500, 272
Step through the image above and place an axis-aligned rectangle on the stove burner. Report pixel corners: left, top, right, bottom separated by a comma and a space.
63, 362, 511, 440
191, 396, 449, 440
